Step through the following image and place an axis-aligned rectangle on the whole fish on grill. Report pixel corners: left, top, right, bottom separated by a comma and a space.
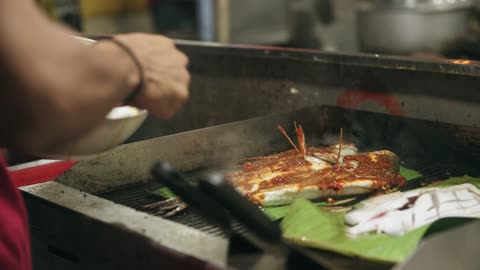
226, 124, 407, 206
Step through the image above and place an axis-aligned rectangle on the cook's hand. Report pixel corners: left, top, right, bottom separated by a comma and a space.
114, 33, 190, 119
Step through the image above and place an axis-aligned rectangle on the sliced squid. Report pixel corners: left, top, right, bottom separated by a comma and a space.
345, 184, 480, 236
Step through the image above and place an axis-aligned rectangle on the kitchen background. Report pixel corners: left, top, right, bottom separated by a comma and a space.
36, 0, 480, 60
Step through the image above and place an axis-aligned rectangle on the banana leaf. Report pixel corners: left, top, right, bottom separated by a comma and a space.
149, 186, 176, 198
399, 166, 423, 181
281, 198, 429, 263
280, 176, 480, 263
429, 175, 480, 189
263, 201, 329, 221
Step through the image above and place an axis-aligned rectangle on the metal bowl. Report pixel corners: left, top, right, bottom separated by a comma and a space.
356, 0, 475, 55
35, 106, 148, 160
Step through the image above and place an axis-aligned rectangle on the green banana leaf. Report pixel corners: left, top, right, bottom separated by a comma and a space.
280, 176, 480, 263
399, 166, 423, 181
263, 166, 422, 221
429, 175, 480, 189
263, 201, 329, 221
281, 198, 430, 263
149, 186, 176, 198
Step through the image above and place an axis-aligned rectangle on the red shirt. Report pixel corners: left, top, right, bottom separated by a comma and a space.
0, 157, 32, 270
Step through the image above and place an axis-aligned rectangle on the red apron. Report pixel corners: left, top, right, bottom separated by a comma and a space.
0, 157, 32, 270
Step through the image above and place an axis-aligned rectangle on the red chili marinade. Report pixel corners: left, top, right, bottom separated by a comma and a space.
227, 147, 406, 198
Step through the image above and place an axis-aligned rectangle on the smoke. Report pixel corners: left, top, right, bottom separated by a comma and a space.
319, 133, 344, 146
199, 105, 455, 171
208, 119, 291, 169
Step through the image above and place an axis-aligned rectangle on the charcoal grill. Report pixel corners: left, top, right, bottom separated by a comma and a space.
20, 41, 480, 270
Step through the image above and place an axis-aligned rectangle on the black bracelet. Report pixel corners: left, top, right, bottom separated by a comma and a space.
95, 37, 144, 103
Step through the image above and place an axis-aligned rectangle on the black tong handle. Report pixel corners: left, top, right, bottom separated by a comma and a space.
151, 162, 231, 230
151, 162, 282, 244
152, 162, 331, 269
197, 171, 283, 244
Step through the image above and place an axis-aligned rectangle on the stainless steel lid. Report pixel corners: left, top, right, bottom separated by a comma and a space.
360, 0, 475, 11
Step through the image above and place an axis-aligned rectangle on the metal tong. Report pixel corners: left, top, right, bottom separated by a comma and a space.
151, 161, 331, 269
151, 161, 282, 244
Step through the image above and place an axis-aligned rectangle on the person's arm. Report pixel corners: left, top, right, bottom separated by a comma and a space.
0, 0, 190, 153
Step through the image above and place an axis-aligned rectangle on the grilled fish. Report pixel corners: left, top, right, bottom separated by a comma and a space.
227, 125, 406, 206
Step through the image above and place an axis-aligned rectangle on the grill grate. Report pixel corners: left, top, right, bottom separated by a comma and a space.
97, 163, 476, 238
97, 182, 250, 238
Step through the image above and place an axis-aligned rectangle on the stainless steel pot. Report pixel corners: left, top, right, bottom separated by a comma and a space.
356, 0, 475, 55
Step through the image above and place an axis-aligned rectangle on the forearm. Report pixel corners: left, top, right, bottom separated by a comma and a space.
0, 0, 138, 152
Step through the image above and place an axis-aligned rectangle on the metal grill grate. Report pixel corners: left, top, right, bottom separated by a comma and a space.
97, 183, 250, 238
